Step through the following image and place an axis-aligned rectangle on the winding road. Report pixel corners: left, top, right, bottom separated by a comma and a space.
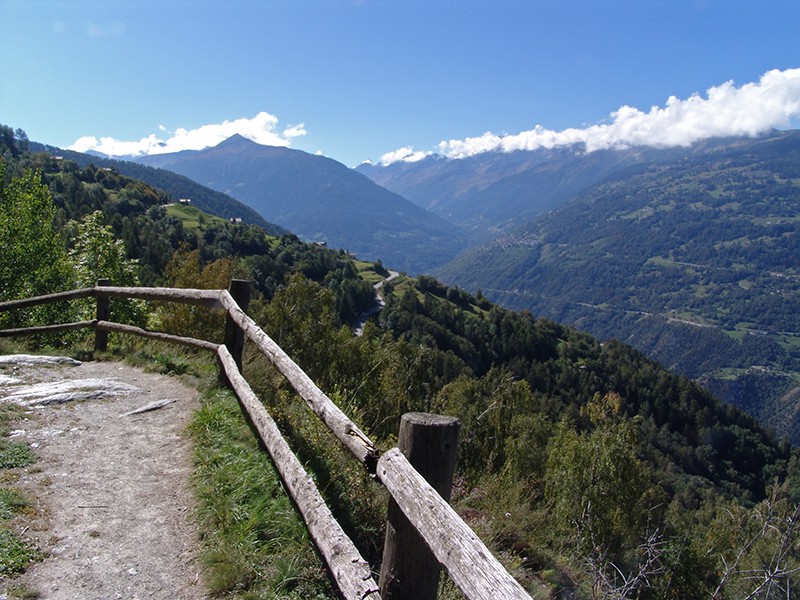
353, 270, 400, 336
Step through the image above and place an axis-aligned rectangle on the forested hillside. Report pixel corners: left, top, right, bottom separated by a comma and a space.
4, 124, 800, 598
436, 132, 800, 444
1, 126, 377, 326
29, 141, 286, 235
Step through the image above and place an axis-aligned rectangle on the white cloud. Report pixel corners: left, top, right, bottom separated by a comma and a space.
378, 146, 432, 165
283, 123, 307, 138
69, 112, 307, 157
381, 68, 800, 165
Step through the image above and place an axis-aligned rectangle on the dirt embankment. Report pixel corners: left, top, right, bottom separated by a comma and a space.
0, 355, 207, 600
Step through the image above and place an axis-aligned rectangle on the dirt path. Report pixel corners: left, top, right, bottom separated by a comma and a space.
0, 356, 207, 600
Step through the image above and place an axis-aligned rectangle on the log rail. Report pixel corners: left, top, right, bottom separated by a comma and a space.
0, 281, 531, 600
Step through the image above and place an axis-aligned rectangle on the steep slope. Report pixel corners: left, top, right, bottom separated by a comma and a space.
5, 125, 800, 595
137, 136, 467, 274
357, 137, 769, 240
357, 149, 554, 215
435, 132, 800, 442
31, 143, 284, 235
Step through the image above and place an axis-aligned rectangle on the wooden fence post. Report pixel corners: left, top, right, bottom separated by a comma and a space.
223, 279, 251, 371
94, 278, 110, 352
379, 412, 460, 600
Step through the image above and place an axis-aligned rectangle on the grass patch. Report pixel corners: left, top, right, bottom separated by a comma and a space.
353, 260, 385, 285
722, 329, 747, 342
0, 443, 36, 470
0, 406, 36, 471
165, 203, 229, 232
127, 341, 218, 385
0, 527, 41, 577
3, 582, 40, 599
0, 489, 30, 521
188, 386, 334, 599
776, 334, 800, 352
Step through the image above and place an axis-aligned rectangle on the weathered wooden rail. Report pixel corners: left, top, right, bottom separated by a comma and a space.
0, 281, 532, 600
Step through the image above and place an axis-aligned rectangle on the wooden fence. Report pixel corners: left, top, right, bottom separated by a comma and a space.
0, 280, 532, 600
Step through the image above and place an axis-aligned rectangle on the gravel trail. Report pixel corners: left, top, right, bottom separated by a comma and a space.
0, 356, 207, 600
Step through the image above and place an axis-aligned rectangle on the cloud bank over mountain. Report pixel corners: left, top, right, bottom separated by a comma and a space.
69, 112, 306, 157
380, 68, 800, 165
69, 68, 800, 166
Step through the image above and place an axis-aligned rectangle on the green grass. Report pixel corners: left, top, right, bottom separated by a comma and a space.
353, 260, 385, 285
0, 528, 41, 578
777, 335, 800, 352
0, 489, 29, 522
722, 329, 748, 342
128, 341, 219, 386
0, 395, 41, 582
188, 386, 334, 599
0, 443, 36, 470
165, 203, 230, 231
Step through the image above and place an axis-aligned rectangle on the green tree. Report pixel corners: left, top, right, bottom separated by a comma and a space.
545, 392, 646, 558
155, 244, 243, 341
543, 392, 668, 598
0, 163, 76, 330
260, 272, 341, 384
69, 210, 147, 326
432, 368, 538, 481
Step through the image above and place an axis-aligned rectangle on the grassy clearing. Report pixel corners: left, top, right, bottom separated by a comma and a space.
188, 385, 334, 599
777, 334, 800, 353
353, 260, 385, 285
165, 203, 230, 231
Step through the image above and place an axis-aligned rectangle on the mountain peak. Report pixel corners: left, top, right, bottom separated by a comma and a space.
216, 133, 258, 147
211, 134, 299, 159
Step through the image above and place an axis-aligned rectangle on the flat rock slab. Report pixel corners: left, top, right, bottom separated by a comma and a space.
0, 354, 82, 367
2, 378, 141, 407
0, 357, 207, 600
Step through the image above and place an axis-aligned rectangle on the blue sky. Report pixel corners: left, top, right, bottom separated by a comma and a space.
2, 1, 799, 167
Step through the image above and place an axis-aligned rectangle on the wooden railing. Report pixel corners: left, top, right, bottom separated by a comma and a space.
0, 280, 532, 600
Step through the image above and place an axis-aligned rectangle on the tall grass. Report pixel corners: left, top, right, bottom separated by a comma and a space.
188, 385, 335, 599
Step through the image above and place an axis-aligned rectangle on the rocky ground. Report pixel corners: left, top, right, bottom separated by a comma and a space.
0, 355, 207, 600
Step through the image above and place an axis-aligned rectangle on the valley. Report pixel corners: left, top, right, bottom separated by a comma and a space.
4, 123, 800, 597
27, 128, 800, 444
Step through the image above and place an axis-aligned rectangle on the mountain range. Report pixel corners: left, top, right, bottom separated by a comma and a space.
38, 130, 800, 442
420, 132, 800, 441
356, 136, 783, 240
133, 135, 467, 274
7, 122, 799, 595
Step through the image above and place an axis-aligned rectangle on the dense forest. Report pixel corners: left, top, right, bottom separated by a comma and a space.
3, 124, 800, 598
